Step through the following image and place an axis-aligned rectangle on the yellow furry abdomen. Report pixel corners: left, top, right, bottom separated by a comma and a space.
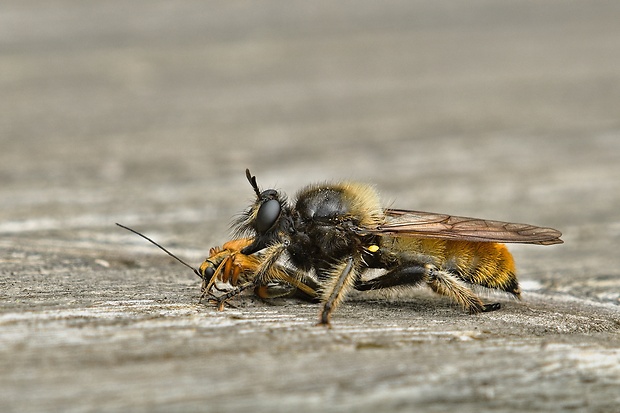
388, 238, 520, 296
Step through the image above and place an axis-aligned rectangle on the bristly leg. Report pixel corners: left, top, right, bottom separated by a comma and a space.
424, 265, 487, 313
318, 256, 359, 326
251, 243, 288, 284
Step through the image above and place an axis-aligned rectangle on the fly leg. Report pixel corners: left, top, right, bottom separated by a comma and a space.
424, 264, 500, 313
355, 265, 426, 290
356, 263, 500, 313
254, 267, 320, 301
318, 255, 360, 326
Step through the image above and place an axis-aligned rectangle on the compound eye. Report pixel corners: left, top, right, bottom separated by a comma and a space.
201, 266, 215, 280
255, 199, 281, 232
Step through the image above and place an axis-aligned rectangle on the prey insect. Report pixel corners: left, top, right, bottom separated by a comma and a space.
115, 224, 318, 306
217, 169, 563, 326
198, 237, 318, 305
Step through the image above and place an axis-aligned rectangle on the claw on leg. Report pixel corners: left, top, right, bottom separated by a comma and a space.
482, 302, 501, 312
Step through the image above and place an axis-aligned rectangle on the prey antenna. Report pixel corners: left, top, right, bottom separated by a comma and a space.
245, 168, 261, 197
116, 223, 202, 279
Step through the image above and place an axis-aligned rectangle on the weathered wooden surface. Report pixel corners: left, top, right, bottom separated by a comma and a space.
1, 1, 620, 412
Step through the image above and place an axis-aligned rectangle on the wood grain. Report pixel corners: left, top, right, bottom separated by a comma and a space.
1, 1, 619, 412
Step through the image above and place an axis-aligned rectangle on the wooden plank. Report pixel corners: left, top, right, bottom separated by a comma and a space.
1, 1, 619, 412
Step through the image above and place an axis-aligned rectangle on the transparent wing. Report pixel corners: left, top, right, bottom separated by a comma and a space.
370, 209, 563, 245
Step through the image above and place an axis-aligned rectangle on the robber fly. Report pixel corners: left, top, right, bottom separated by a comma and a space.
216, 169, 562, 326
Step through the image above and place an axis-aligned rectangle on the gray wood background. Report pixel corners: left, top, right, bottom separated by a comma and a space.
2, 1, 619, 412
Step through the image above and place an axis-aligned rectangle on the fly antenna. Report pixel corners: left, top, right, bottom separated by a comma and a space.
246, 168, 261, 197
116, 223, 202, 279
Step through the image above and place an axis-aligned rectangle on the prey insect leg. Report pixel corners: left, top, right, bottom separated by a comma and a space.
209, 281, 255, 311
208, 242, 288, 310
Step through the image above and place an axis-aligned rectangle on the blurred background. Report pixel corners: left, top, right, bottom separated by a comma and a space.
2, 1, 620, 411
2, 0, 620, 292
2, 0, 619, 281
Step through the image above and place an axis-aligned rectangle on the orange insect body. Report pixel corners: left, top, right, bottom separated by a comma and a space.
199, 238, 258, 287
198, 238, 318, 301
